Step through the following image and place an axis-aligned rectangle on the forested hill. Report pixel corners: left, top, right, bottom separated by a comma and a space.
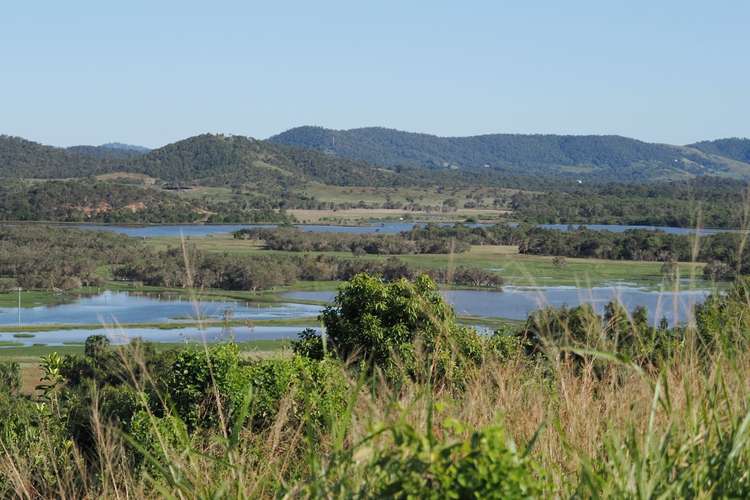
0, 135, 115, 178
0, 134, 405, 187
117, 134, 404, 186
5, 131, 750, 185
689, 138, 750, 163
269, 126, 750, 181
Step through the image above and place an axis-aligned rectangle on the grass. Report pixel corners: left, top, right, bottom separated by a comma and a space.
145, 235, 707, 288
172, 184, 516, 224
5, 326, 749, 496
302, 183, 522, 209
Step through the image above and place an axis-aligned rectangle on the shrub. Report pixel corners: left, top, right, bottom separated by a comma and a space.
364, 422, 544, 499
0, 361, 21, 396
318, 273, 484, 387
299, 420, 546, 498
291, 328, 326, 360
165, 343, 348, 433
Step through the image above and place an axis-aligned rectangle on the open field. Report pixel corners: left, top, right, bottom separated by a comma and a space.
301, 183, 525, 207
174, 184, 515, 223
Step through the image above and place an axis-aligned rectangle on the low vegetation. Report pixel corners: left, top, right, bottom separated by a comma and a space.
2, 273, 750, 497
407, 223, 750, 280
234, 226, 471, 254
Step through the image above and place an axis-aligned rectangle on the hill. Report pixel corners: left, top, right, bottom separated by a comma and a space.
269, 126, 750, 181
0, 133, 407, 187
689, 138, 750, 163
117, 133, 403, 187
5, 131, 750, 186
0, 135, 113, 178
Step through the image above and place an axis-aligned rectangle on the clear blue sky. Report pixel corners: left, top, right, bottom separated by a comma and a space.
2, 1, 748, 148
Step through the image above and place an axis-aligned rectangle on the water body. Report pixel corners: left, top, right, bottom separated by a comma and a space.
0, 291, 322, 327
74, 222, 426, 237
73, 222, 735, 238
0, 325, 319, 347
284, 286, 714, 325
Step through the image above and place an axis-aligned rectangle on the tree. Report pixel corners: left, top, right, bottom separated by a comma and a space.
318, 273, 483, 386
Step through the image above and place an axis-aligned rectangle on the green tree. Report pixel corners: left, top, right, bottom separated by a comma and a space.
319, 273, 483, 386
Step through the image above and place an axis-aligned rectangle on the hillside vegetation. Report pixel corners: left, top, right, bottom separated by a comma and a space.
0, 134, 406, 187
689, 138, 750, 163
118, 134, 403, 187
270, 126, 750, 181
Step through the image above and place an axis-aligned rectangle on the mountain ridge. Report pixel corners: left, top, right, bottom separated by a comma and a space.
269, 126, 750, 181
3, 130, 750, 184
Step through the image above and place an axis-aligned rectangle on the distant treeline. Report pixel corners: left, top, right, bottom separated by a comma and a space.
406, 224, 750, 280
0, 180, 294, 224
511, 177, 748, 229
0, 225, 139, 290
114, 248, 502, 290
233, 227, 470, 255
0, 226, 501, 292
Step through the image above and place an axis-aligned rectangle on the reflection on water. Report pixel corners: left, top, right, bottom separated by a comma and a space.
284, 285, 714, 326
0, 291, 322, 326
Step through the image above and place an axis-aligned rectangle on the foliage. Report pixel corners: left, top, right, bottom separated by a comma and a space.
115, 245, 501, 291
407, 222, 750, 275
318, 273, 484, 386
510, 176, 748, 229
362, 422, 544, 499
235, 226, 470, 254
0, 361, 21, 395
0, 225, 140, 289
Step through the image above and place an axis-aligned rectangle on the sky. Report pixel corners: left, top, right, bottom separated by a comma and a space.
1, 1, 748, 148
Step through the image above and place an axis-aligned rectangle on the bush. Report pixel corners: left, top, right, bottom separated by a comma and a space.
0, 361, 21, 395
165, 343, 348, 433
300, 421, 546, 498
364, 422, 545, 499
318, 273, 483, 387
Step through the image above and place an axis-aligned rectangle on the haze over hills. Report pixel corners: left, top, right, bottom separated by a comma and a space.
270, 126, 750, 182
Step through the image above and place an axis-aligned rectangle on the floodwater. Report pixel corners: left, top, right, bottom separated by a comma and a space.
283, 285, 714, 326
71, 222, 736, 238
0, 291, 322, 327
0, 325, 320, 346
